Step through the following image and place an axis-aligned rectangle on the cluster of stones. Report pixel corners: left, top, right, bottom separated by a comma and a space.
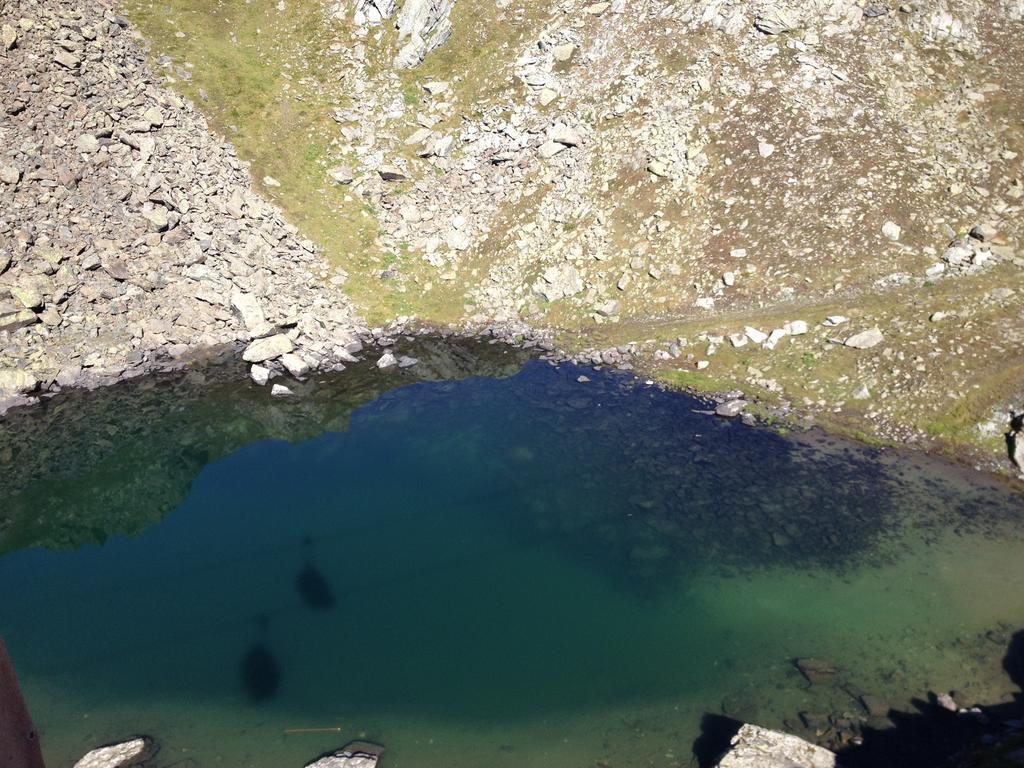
0, 0, 367, 413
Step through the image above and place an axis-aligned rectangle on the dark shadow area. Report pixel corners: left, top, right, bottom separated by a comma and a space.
692, 713, 743, 767
1006, 411, 1023, 465
239, 616, 281, 704
833, 629, 1024, 767
295, 564, 336, 610
689, 631, 1024, 767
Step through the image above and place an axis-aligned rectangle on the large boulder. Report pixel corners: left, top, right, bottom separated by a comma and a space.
242, 334, 294, 363
393, 0, 455, 68
716, 724, 838, 768
73, 737, 157, 768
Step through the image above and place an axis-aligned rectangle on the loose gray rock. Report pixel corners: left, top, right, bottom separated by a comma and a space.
715, 399, 747, 418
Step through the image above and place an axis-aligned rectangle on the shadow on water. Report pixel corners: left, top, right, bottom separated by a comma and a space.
295, 537, 336, 611
690, 630, 1024, 767
239, 615, 281, 704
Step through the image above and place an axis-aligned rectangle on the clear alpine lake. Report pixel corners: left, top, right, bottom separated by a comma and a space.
1, 340, 1022, 768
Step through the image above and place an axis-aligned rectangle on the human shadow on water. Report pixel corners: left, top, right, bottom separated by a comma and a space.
295, 536, 336, 611
690, 631, 1024, 767
834, 629, 1024, 767
691, 713, 743, 767
239, 615, 281, 703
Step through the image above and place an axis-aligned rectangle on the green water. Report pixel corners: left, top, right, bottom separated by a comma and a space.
0, 341, 1022, 767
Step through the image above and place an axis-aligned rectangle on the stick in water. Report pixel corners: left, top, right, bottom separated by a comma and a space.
284, 726, 344, 735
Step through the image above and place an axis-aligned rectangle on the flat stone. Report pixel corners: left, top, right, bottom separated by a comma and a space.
242, 334, 294, 363
861, 694, 890, 718
377, 165, 407, 181
549, 123, 582, 147
72, 737, 156, 768
552, 43, 576, 61
844, 327, 884, 349
271, 383, 295, 397
795, 657, 837, 685
76, 134, 101, 154
538, 88, 559, 106
0, 307, 38, 333
54, 49, 80, 68
538, 140, 566, 159
328, 166, 355, 185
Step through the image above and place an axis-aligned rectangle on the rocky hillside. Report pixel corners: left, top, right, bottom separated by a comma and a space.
0, 0, 365, 412
2, 0, 1023, 472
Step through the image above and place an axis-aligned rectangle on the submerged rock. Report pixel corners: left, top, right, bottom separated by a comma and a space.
795, 657, 838, 685
306, 741, 385, 768
716, 724, 836, 767
73, 737, 157, 768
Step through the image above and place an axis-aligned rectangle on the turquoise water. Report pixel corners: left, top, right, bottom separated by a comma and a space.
1, 342, 1023, 767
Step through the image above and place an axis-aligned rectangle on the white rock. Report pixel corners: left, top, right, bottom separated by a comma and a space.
250, 365, 271, 386
281, 353, 311, 378
305, 741, 384, 768
328, 166, 355, 185
538, 88, 559, 106
539, 140, 566, 158
881, 221, 902, 241
723, 271, 735, 286
552, 43, 576, 61
422, 80, 449, 95
231, 290, 272, 337
271, 383, 295, 397
786, 320, 808, 335
0, 165, 20, 185
844, 327, 884, 349
377, 351, 398, 369
548, 123, 582, 146
73, 738, 155, 768
716, 724, 836, 768
0, 368, 38, 396
758, 141, 775, 158
243, 334, 294, 363
852, 383, 871, 400
744, 326, 768, 344
262, 175, 281, 187
728, 333, 748, 348
824, 315, 849, 326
